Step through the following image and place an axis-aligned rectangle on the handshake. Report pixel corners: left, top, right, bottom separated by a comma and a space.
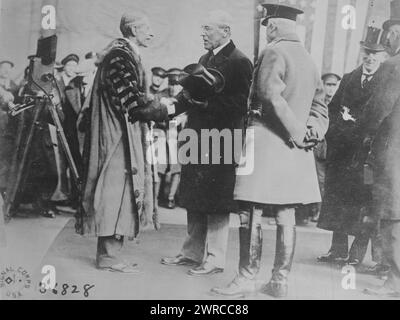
128, 96, 175, 123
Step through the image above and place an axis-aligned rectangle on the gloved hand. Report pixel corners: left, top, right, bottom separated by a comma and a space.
128, 98, 169, 123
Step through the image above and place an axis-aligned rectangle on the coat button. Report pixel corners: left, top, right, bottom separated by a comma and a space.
134, 190, 140, 198
131, 167, 138, 175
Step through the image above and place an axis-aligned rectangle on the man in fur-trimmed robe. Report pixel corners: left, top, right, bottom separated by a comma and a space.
80, 13, 169, 273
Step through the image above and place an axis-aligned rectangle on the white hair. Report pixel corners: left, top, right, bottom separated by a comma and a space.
205, 10, 233, 31
120, 12, 149, 37
268, 17, 297, 35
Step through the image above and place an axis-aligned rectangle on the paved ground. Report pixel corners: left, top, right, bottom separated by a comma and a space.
1, 207, 396, 300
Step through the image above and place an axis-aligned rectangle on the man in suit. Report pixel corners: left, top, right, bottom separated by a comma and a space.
211, 4, 328, 298
317, 27, 389, 270
364, 0, 400, 297
150, 10, 253, 276
80, 12, 168, 273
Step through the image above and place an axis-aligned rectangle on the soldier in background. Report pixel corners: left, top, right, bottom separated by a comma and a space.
301, 73, 342, 224
149, 67, 167, 95
154, 68, 184, 209
322, 73, 341, 105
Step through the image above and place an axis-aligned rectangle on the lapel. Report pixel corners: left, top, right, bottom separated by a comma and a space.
349, 66, 363, 92
206, 40, 236, 68
364, 64, 384, 91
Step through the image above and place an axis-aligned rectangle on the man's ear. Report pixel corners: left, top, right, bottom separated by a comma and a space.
130, 25, 137, 37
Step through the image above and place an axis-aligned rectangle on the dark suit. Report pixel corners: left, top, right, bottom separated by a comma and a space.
174, 40, 253, 268
366, 53, 400, 292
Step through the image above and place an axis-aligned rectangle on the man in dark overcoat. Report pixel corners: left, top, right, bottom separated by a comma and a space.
364, 0, 400, 297
155, 10, 253, 276
212, 4, 328, 298
56, 54, 84, 176
317, 27, 390, 268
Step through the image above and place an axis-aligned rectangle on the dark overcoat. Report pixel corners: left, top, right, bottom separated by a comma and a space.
365, 53, 400, 221
176, 40, 253, 214
318, 64, 389, 235
57, 76, 84, 173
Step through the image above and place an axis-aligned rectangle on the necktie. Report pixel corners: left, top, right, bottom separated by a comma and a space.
207, 50, 215, 66
362, 73, 372, 88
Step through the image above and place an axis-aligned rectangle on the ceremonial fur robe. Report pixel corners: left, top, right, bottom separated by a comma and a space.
80, 38, 156, 238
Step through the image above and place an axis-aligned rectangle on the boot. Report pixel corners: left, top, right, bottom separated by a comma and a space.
211, 210, 263, 297
262, 225, 296, 298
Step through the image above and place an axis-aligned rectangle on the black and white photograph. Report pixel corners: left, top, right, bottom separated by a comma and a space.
1, 0, 400, 306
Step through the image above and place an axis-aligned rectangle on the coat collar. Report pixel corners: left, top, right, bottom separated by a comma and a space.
271, 33, 301, 45
204, 40, 236, 67
214, 40, 236, 58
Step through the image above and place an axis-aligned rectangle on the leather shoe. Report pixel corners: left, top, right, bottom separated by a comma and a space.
211, 274, 258, 298
188, 262, 223, 276
345, 258, 360, 266
161, 255, 200, 267
360, 264, 390, 277
317, 252, 348, 263
261, 280, 288, 298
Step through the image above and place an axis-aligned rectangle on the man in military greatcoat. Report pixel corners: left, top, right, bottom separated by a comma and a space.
211, 4, 328, 298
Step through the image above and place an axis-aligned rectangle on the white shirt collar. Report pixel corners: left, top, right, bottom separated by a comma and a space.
212, 40, 230, 56
362, 65, 379, 76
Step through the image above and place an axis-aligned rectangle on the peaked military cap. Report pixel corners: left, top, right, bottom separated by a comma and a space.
261, 3, 304, 26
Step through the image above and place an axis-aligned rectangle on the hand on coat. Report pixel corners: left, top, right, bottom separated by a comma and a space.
292, 138, 317, 151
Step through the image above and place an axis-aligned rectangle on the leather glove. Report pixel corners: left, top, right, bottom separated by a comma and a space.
128, 99, 169, 123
